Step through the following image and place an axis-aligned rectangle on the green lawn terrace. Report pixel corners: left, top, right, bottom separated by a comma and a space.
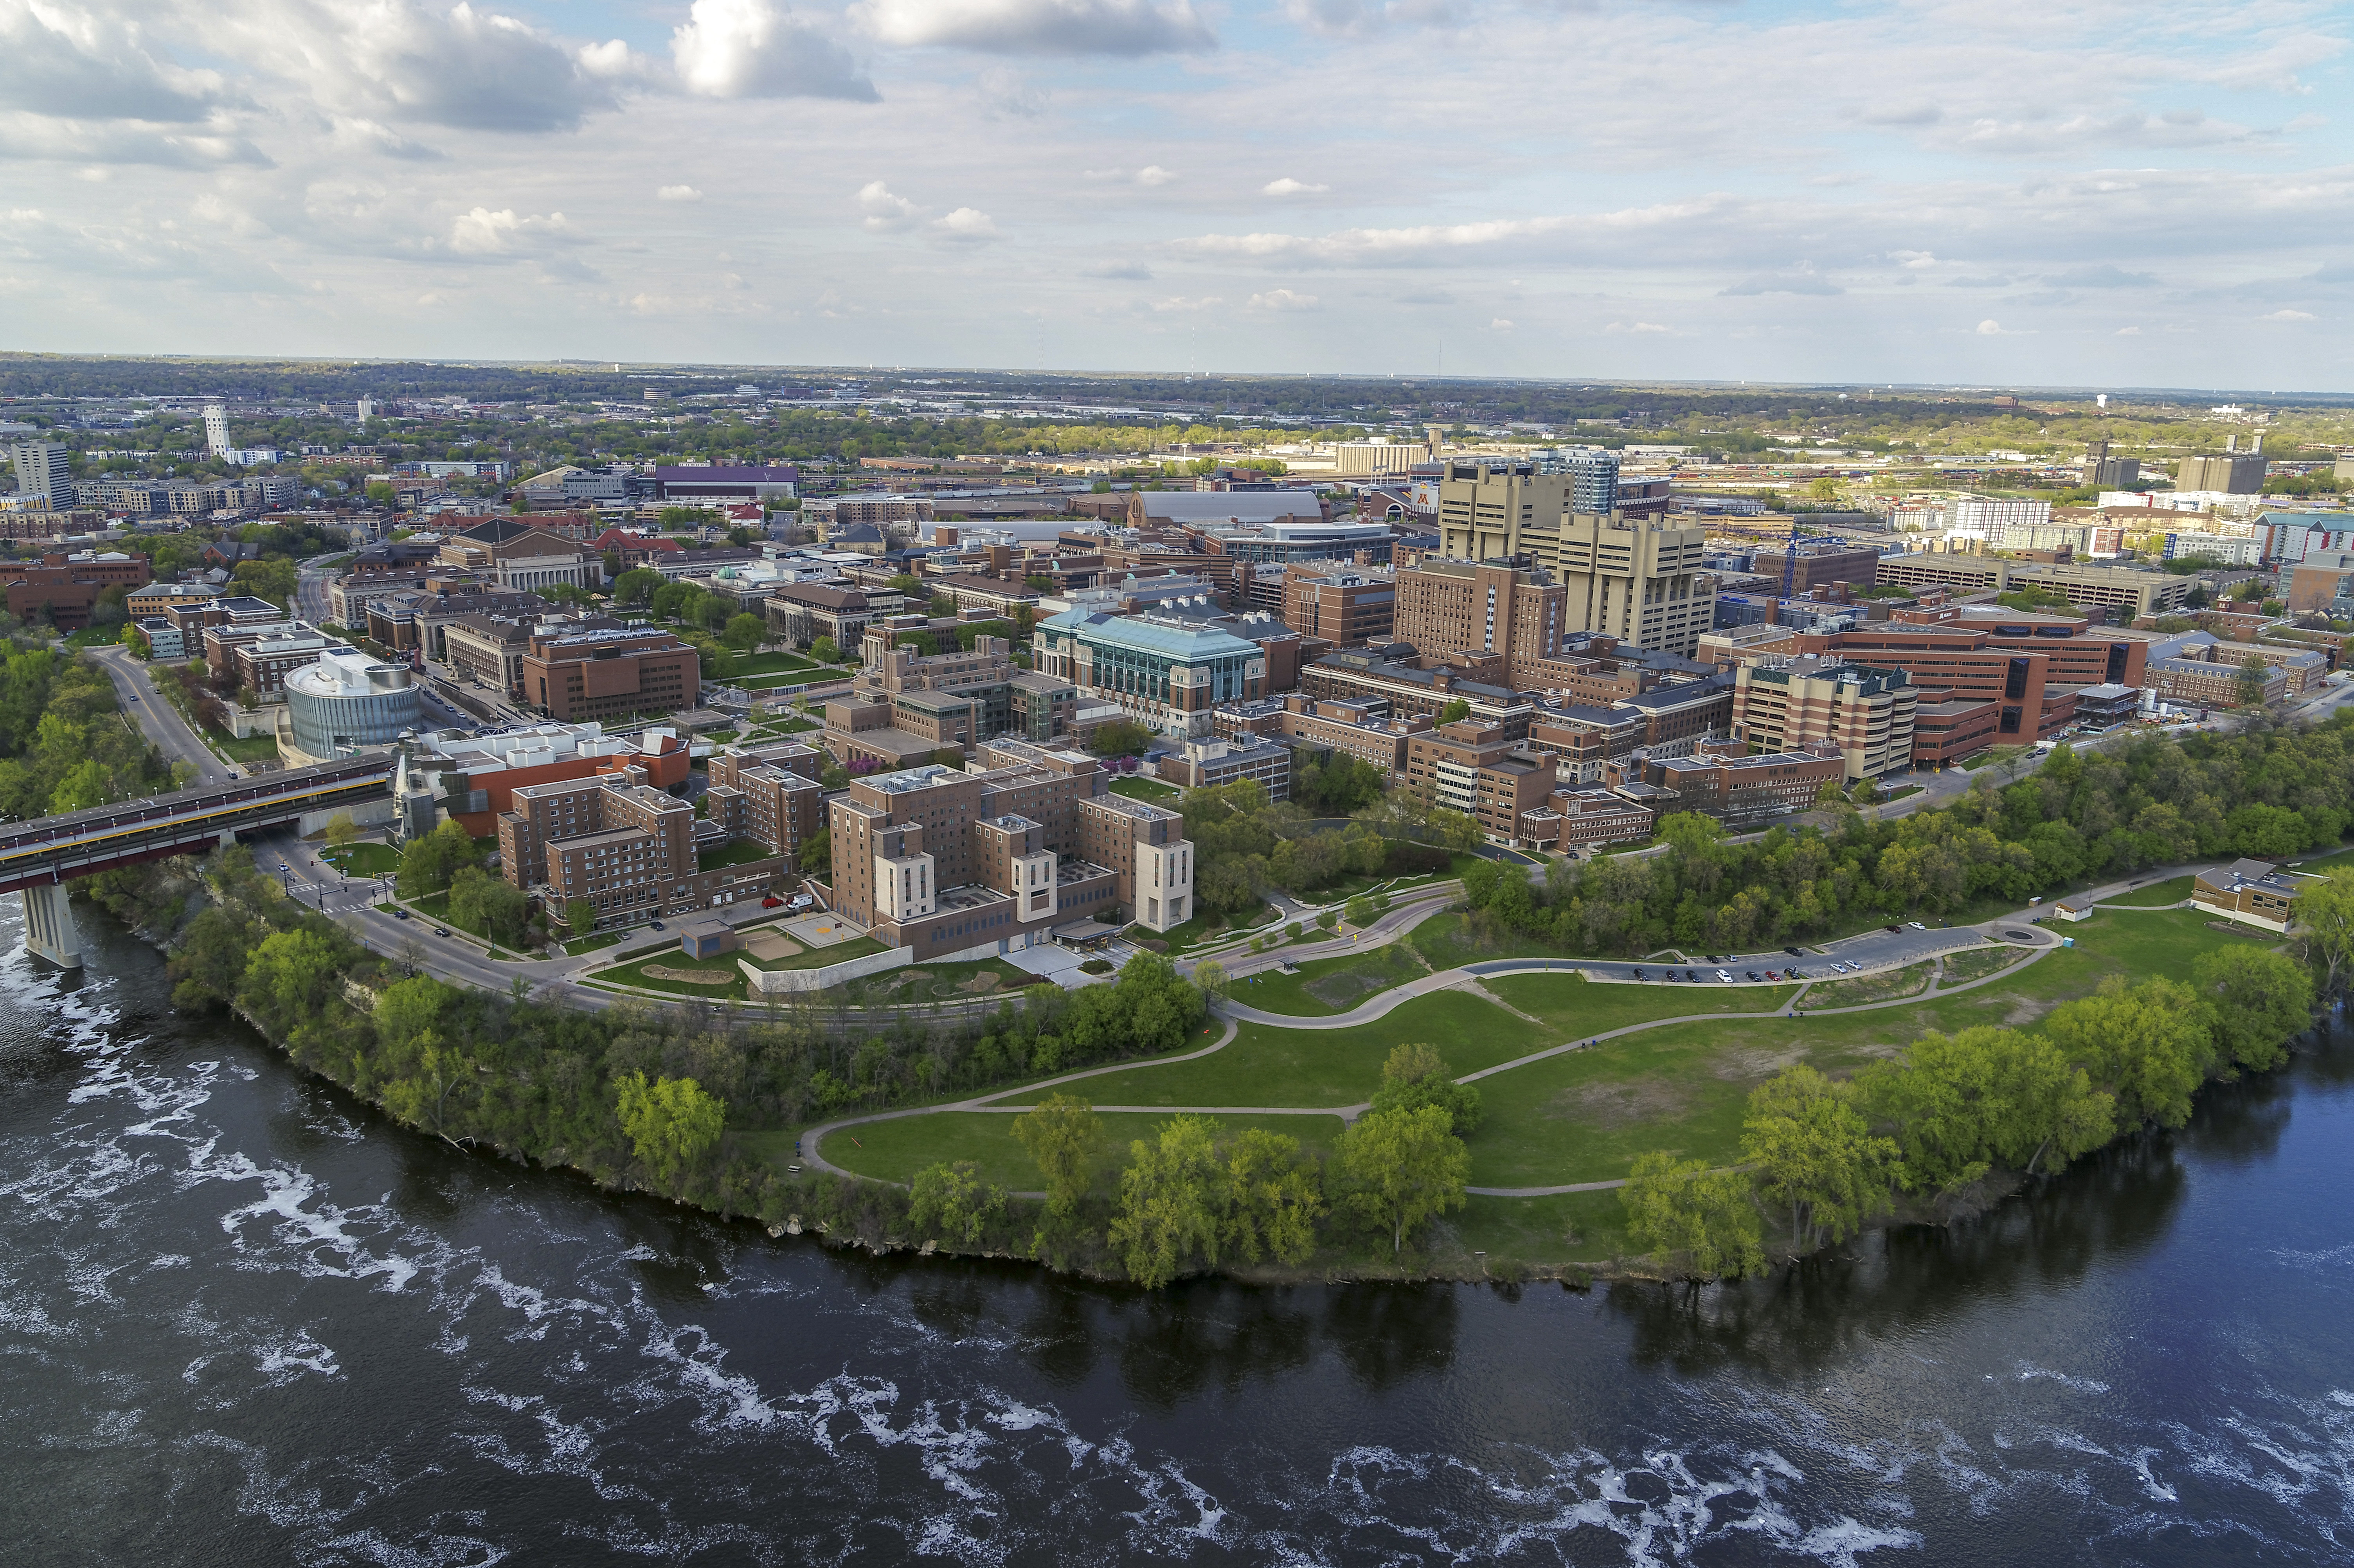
587, 926, 893, 1000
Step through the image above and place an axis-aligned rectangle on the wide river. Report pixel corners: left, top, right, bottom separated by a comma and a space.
5, 910, 2352, 1566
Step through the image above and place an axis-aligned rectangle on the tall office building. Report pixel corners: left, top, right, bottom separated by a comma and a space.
356, 398, 376, 423
7, 442, 72, 508
2176, 452, 2267, 495
1539, 447, 1622, 513
1435, 460, 1711, 656
202, 404, 230, 457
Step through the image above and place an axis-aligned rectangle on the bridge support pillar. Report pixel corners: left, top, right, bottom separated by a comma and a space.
22, 883, 82, 969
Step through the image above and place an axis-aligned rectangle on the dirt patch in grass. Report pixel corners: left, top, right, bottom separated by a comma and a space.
1710, 1042, 1819, 1081
1548, 1077, 1691, 1128
641, 964, 737, 986
1940, 945, 2026, 984
1805, 962, 1936, 1008
743, 932, 802, 961
957, 973, 1003, 994
1303, 966, 1401, 1009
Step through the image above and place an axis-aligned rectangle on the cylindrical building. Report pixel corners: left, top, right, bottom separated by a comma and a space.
285, 650, 421, 761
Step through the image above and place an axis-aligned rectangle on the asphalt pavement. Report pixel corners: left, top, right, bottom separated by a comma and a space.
89, 646, 230, 785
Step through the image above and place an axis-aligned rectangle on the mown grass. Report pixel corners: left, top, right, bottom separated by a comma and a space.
1402, 910, 1581, 971
320, 842, 399, 876
1479, 972, 1801, 1035
1109, 776, 1182, 804
992, 989, 1554, 1110
817, 1109, 1349, 1188
833, 957, 1032, 1005
2101, 874, 2194, 908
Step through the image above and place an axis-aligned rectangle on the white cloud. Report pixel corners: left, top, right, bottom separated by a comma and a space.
1247, 288, 1319, 311
1605, 320, 1669, 334
1087, 261, 1152, 279
657, 185, 704, 202
1151, 295, 1222, 311
2260, 308, 2317, 321
1489, 317, 1513, 330
1888, 249, 1936, 270
1086, 165, 1177, 186
858, 180, 920, 230
449, 207, 571, 256
931, 206, 999, 241
1136, 165, 1177, 187
1262, 178, 1328, 197
853, 0, 1216, 56
0, 2, 229, 122
672, 0, 877, 101
975, 64, 1046, 117
2116, 326, 2143, 335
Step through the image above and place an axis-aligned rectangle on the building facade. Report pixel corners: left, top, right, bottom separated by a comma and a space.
1032, 610, 1265, 739
519, 625, 700, 722
1731, 657, 1917, 779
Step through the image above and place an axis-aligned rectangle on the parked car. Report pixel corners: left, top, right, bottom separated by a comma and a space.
1906, 921, 1926, 930
392, 908, 410, 920
1745, 971, 1761, 982
432, 926, 450, 937
1885, 924, 1904, 934
651, 920, 666, 930
1632, 967, 1645, 980
761, 897, 784, 908
1715, 969, 1733, 983
1783, 946, 1803, 957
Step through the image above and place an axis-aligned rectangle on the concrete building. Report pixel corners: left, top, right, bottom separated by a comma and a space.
7, 441, 72, 508
1032, 610, 1265, 739
826, 744, 1195, 954
653, 464, 799, 503
1515, 788, 1657, 852
436, 519, 599, 594
1638, 739, 1848, 826
1126, 490, 1325, 531
1731, 656, 1917, 780
1215, 692, 1431, 778
2176, 452, 2268, 495
283, 649, 421, 762
1872, 555, 2194, 621
823, 632, 1076, 768
519, 624, 701, 722
1155, 734, 1292, 798
1192, 518, 1395, 565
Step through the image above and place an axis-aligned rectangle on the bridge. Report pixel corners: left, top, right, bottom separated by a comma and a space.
2, 755, 396, 969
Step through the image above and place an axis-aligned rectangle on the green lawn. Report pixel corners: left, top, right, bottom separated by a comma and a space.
1234, 942, 1428, 1016
321, 842, 399, 876
563, 930, 626, 958
205, 726, 281, 764
817, 1109, 1348, 1189
593, 949, 751, 999
729, 651, 817, 677
2101, 874, 2194, 907
1941, 944, 2030, 984
1145, 902, 1281, 955
1402, 911, 1582, 972
736, 669, 848, 690
992, 990, 1558, 1111
1479, 972, 1801, 1034
1109, 775, 1181, 804
697, 838, 781, 872
1450, 1190, 1630, 1271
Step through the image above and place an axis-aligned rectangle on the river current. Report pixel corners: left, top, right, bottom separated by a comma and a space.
4, 910, 2353, 1566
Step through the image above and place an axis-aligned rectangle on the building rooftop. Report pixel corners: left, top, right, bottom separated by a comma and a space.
1039, 608, 1262, 660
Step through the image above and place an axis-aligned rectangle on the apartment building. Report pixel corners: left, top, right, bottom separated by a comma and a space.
1395, 558, 1567, 670
2145, 647, 2287, 707
497, 773, 789, 928
704, 739, 827, 858
823, 633, 1076, 768
826, 743, 1195, 956
2176, 453, 2268, 495
1299, 644, 1535, 737
1031, 610, 1265, 739
1404, 721, 1556, 843
519, 624, 700, 722
1283, 569, 1395, 646
1731, 656, 1917, 780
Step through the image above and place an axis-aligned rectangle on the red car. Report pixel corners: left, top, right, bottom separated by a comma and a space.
761, 896, 784, 908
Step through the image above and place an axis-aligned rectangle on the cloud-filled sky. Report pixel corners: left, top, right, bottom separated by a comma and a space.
1, 0, 2348, 386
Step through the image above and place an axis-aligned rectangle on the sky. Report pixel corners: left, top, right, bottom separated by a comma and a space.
2, 0, 2349, 389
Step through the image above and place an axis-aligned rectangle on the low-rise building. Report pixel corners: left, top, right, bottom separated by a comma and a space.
1516, 789, 1657, 852
2192, 857, 2323, 931
765, 580, 879, 649
498, 771, 789, 929
1032, 608, 1267, 739
1404, 720, 1555, 843
519, 624, 701, 722
1636, 739, 1847, 826
1155, 735, 1292, 798
1214, 692, 1431, 777
2145, 646, 2287, 708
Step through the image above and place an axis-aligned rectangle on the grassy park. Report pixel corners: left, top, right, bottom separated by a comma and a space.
799, 891, 2292, 1275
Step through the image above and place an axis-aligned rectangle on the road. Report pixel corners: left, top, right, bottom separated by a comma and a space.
88, 645, 232, 786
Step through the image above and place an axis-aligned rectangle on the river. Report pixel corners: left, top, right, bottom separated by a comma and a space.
4, 908, 2352, 1566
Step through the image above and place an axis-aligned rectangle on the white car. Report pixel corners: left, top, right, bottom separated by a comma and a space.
1715, 969, 1733, 982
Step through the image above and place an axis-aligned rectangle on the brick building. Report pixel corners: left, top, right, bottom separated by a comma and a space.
1636, 739, 1847, 825
497, 772, 790, 929
1214, 693, 1431, 777
1731, 656, 1917, 779
519, 625, 700, 722
1282, 569, 1396, 646
1404, 720, 1555, 843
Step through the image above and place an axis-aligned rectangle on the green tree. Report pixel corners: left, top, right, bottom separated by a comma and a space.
2235, 652, 2272, 708
2298, 867, 2354, 997
1221, 1127, 1323, 1266
723, 613, 765, 653
448, 866, 529, 946
322, 813, 359, 850
1428, 807, 1485, 852
810, 635, 841, 664
1739, 1065, 1898, 1253
1089, 720, 1154, 758
907, 1160, 1009, 1248
565, 897, 598, 936
396, 819, 482, 899
1437, 697, 1470, 724
1369, 1042, 1481, 1135
1345, 894, 1376, 928
1619, 1153, 1766, 1279
236, 928, 343, 1038
1192, 957, 1229, 1002
614, 1072, 726, 1195
2192, 944, 2314, 1073
1337, 1104, 1469, 1256
2039, 976, 2211, 1129
1109, 1115, 1226, 1287
1011, 1093, 1103, 1225
613, 567, 666, 604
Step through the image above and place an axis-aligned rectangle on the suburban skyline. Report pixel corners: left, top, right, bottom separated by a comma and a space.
3, 0, 2348, 387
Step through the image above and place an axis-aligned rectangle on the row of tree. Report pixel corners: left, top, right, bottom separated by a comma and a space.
1454, 720, 2354, 959
0, 641, 179, 818
1623, 946, 2320, 1276
903, 1044, 1482, 1282
1180, 780, 1480, 917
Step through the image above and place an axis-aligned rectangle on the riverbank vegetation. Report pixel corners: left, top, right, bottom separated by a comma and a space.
0, 642, 180, 815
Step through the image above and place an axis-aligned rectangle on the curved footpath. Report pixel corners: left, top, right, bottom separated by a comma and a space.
800, 865, 2219, 1198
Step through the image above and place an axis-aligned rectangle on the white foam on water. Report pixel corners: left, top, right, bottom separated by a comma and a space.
2017, 1363, 2113, 1395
